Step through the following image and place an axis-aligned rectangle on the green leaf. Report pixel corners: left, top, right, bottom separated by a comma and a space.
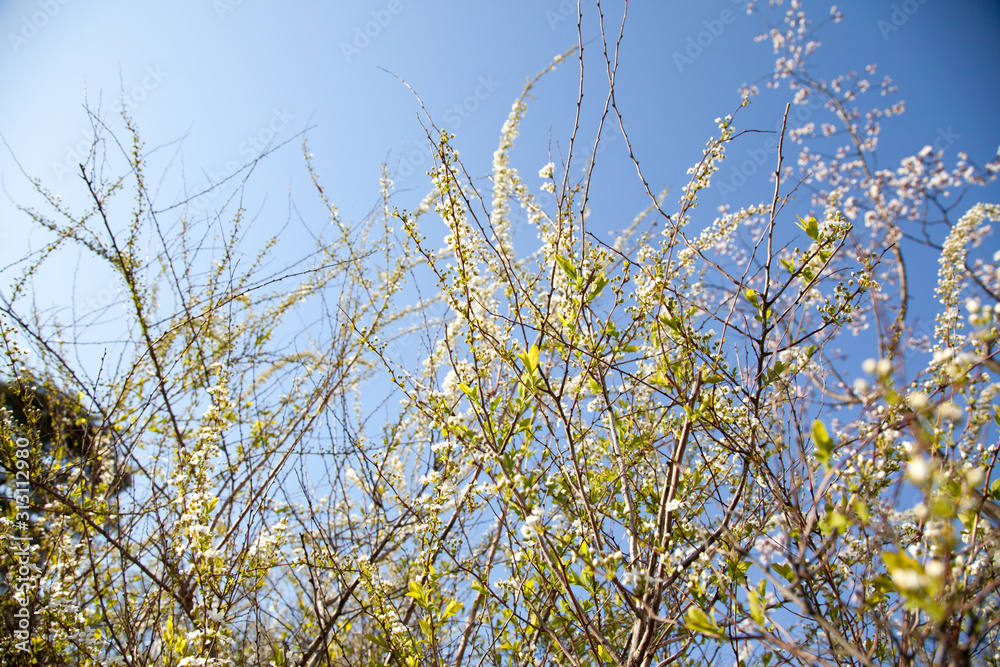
771, 563, 795, 583
748, 589, 765, 626
517, 344, 540, 374
882, 550, 921, 575
765, 360, 785, 385
442, 599, 464, 620
727, 558, 751, 584
867, 574, 894, 604
852, 500, 869, 523
659, 314, 681, 334
796, 215, 819, 240
587, 272, 608, 301
555, 254, 578, 281
685, 605, 723, 639
812, 419, 834, 468
406, 580, 426, 605
825, 510, 849, 534
743, 288, 759, 307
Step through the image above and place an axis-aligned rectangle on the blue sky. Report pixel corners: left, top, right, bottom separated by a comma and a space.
0, 0, 998, 351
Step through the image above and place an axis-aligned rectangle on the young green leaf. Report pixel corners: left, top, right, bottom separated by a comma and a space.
685, 606, 723, 638
555, 254, 578, 282
587, 272, 609, 301
796, 215, 820, 240
771, 563, 795, 583
516, 344, 540, 374
812, 419, 834, 468
406, 580, 426, 605
748, 589, 765, 626
442, 599, 464, 620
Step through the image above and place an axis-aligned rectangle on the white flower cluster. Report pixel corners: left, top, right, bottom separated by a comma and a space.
247, 518, 288, 563
491, 98, 530, 246
538, 162, 556, 193
519, 506, 544, 539
681, 116, 735, 212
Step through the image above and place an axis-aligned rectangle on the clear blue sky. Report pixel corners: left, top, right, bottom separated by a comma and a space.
1, 0, 998, 347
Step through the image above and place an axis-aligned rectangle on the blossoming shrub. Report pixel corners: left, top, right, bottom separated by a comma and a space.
371, 3, 1000, 664
0, 2, 998, 666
